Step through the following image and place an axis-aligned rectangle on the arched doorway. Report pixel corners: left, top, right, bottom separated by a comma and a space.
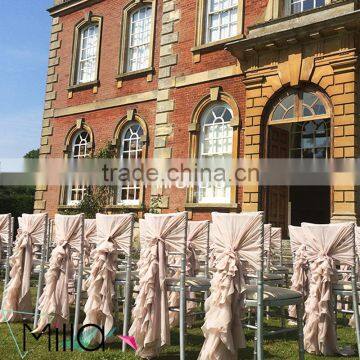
265, 87, 331, 232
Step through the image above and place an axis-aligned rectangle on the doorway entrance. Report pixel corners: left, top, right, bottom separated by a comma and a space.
265, 88, 331, 233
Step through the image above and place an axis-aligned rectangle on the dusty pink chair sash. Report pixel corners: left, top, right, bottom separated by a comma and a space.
168, 220, 210, 327
83, 213, 133, 338
34, 214, 83, 332
129, 212, 187, 359
199, 212, 263, 360
0, 214, 10, 256
288, 225, 308, 319
83, 219, 97, 266
1, 213, 47, 322
302, 222, 355, 356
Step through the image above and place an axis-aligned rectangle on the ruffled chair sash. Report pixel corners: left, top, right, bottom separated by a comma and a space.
302, 222, 355, 355
1, 213, 47, 322
129, 212, 187, 359
198, 212, 263, 360
0, 215, 10, 259
34, 214, 83, 332
82, 213, 133, 339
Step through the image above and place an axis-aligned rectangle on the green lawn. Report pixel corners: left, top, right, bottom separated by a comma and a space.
0, 285, 358, 359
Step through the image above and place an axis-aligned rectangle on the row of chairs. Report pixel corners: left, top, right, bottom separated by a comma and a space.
0, 211, 359, 359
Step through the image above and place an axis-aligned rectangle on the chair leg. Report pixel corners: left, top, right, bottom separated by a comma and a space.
280, 306, 285, 328
253, 335, 258, 360
180, 286, 186, 360
352, 289, 360, 356
122, 280, 132, 352
296, 301, 305, 360
333, 294, 338, 328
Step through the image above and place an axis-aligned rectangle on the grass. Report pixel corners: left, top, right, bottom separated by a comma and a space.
0, 286, 358, 359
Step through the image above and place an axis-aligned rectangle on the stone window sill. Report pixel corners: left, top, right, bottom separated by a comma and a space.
68, 80, 100, 92
191, 34, 244, 55
116, 67, 154, 81
185, 202, 239, 210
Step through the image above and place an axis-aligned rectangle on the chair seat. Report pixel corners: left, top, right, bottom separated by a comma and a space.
115, 270, 139, 282
245, 285, 302, 301
271, 266, 289, 272
166, 276, 211, 288
333, 280, 360, 291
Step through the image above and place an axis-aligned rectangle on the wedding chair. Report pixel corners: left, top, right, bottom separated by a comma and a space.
81, 213, 134, 348
252, 223, 284, 287
168, 220, 211, 328
199, 212, 304, 360
129, 211, 188, 360
269, 227, 290, 283
0, 213, 48, 323
0, 214, 12, 287
33, 213, 85, 342
301, 222, 360, 356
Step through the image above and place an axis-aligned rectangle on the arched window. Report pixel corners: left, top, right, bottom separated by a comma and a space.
127, 6, 152, 72
118, 121, 144, 204
270, 89, 329, 124
68, 130, 91, 205
198, 102, 234, 203
76, 23, 99, 84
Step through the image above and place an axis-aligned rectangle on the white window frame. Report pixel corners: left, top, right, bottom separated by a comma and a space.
67, 131, 90, 206
76, 24, 99, 84
117, 122, 144, 205
127, 6, 152, 72
206, 0, 238, 43
197, 102, 233, 204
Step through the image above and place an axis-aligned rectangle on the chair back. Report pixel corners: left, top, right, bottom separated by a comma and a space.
130, 211, 188, 358
211, 212, 264, 275
34, 213, 84, 332
264, 224, 271, 270
1, 213, 48, 322
83, 219, 97, 266
198, 212, 264, 360
270, 227, 283, 266
301, 222, 356, 355
0, 214, 12, 286
187, 220, 210, 278
0, 214, 11, 262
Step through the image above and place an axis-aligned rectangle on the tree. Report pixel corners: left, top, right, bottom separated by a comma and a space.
0, 149, 39, 220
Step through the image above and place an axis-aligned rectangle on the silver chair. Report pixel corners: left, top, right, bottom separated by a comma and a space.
242, 215, 304, 360
167, 220, 211, 329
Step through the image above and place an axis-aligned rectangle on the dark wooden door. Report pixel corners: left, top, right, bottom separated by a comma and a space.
266, 126, 289, 234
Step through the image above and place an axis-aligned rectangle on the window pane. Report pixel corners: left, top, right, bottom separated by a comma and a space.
198, 102, 233, 204
118, 122, 144, 204
77, 24, 99, 84
128, 6, 152, 72
272, 105, 286, 121
207, 0, 238, 43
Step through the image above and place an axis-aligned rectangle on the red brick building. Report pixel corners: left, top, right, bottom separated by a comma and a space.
36, 0, 360, 231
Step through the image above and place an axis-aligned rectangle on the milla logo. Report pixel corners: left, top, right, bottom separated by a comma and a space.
22, 323, 137, 353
